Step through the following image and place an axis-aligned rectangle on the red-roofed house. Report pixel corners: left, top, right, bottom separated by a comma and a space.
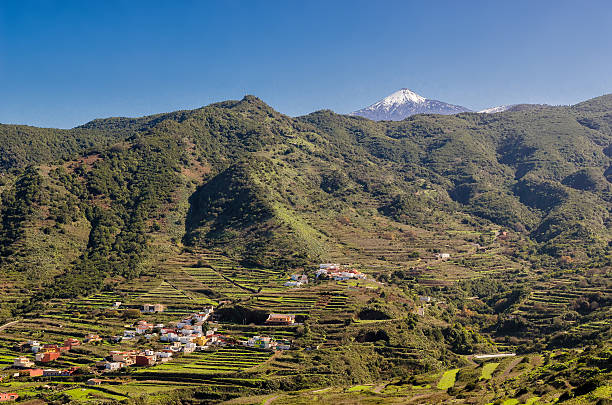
0, 393, 19, 402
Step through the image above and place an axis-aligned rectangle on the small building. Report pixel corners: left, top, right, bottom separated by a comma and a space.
0, 393, 19, 402
246, 336, 274, 349
179, 336, 194, 344
36, 352, 60, 363
277, 341, 291, 350
64, 338, 80, 348
104, 362, 123, 372
27, 341, 41, 353
160, 333, 179, 342
193, 336, 208, 346
111, 352, 135, 365
136, 325, 152, 335
123, 330, 136, 339
435, 253, 451, 259
265, 314, 296, 325
135, 355, 156, 367
86, 378, 102, 386
142, 303, 165, 313
41, 368, 75, 377
13, 357, 35, 369
193, 307, 214, 322
20, 369, 43, 377
84, 334, 102, 343
419, 296, 432, 303
182, 343, 196, 353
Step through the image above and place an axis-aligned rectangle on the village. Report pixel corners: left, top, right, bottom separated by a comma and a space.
0, 301, 297, 401
284, 263, 369, 288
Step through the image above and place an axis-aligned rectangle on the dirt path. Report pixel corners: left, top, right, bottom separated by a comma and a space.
262, 394, 280, 405
498, 356, 523, 380
0, 320, 19, 332
372, 382, 389, 393
407, 393, 435, 403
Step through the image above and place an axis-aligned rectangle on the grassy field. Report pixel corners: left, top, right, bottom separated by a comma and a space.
480, 362, 500, 380
437, 368, 459, 390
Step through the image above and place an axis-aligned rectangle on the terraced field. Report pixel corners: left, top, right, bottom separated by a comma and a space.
133, 347, 272, 377
512, 273, 612, 334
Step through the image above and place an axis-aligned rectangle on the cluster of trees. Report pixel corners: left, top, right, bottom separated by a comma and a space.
34, 134, 183, 300
0, 167, 42, 259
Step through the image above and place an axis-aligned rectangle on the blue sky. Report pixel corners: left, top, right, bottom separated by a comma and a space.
1, 0, 611, 128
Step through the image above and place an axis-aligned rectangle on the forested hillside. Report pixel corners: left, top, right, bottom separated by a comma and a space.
0, 94, 610, 403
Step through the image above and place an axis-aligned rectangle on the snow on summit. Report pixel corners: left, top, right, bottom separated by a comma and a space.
351, 88, 471, 121
378, 88, 426, 107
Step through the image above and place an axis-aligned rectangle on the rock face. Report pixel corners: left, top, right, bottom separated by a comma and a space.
351, 88, 471, 121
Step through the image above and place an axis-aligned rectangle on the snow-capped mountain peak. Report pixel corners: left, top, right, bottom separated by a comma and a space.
378, 88, 426, 107
351, 88, 471, 121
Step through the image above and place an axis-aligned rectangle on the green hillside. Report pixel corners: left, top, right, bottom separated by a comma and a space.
0, 94, 610, 404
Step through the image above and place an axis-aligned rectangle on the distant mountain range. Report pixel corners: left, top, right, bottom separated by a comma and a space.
351, 88, 472, 120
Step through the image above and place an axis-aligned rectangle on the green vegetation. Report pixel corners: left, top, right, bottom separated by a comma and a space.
437, 368, 459, 390
0, 94, 610, 404
480, 362, 499, 380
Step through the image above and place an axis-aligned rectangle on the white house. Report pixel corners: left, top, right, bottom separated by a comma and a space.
105, 362, 123, 371
160, 333, 179, 342
182, 343, 196, 353
123, 330, 136, 338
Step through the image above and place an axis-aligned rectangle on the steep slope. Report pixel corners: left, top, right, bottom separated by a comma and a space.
351, 88, 472, 120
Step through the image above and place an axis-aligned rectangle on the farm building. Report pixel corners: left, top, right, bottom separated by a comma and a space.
86, 378, 103, 386
265, 314, 296, 325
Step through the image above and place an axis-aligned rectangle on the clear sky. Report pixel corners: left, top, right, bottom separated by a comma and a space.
1, 0, 611, 128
